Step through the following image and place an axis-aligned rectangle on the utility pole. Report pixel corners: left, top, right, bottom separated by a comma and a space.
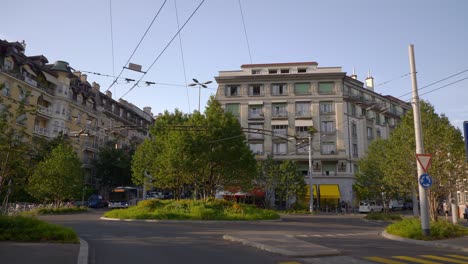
308, 133, 313, 213
409, 44, 430, 236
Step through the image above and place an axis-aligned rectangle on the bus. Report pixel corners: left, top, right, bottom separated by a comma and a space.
108, 187, 140, 208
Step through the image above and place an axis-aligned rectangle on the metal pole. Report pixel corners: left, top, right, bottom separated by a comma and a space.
409, 44, 430, 236
198, 85, 201, 112
308, 133, 313, 213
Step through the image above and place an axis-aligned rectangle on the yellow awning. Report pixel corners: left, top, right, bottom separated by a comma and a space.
319, 184, 340, 199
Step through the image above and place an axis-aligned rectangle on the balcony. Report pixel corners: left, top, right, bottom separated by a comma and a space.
296, 131, 309, 138
248, 111, 264, 120
272, 129, 288, 139
37, 105, 53, 118
271, 110, 288, 119
34, 125, 49, 137
295, 111, 311, 118
248, 133, 264, 139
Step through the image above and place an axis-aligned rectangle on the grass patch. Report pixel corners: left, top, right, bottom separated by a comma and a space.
365, 212, 402, 221
104, 199, 280, 221
386, 217, 468, 240
0, 215, 79, 243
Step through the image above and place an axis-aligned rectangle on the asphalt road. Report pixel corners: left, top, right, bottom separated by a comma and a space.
40, 210, 468, 264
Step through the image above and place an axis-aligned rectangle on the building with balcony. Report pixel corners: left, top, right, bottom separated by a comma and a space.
0, 40, 154, 188
215, 61, 410, 208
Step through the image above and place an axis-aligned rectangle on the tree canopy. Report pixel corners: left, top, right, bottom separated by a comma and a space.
132, 97, 257, 199
355, 101, 466, 220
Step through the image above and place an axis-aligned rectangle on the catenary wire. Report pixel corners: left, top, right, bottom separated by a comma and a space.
119, 0, 206, 100
238, 0, 252, 64
174, 0, 191, 112
106, 0, 169, 92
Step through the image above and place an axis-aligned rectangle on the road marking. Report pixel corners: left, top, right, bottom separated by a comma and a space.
364, 256, 405, 264
447, 255, 468, 260
393, 256, 441, 264
279, 262, 301, 264
420, 255, 467, 263
293, 232, 374, 238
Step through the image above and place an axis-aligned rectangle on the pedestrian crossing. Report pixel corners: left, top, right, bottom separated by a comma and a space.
364, 254, 468, 264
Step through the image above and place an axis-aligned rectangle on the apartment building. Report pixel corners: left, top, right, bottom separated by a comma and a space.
215, 61, 410, 208
0, 40, 154, 188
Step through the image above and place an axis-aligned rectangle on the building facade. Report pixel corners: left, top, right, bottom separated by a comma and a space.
215, 61, 410, 209
0, 40, 154, 188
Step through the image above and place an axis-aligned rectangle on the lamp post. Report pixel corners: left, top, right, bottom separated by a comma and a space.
188, 78, 212, 112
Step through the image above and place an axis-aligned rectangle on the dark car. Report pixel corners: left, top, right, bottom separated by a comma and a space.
88, 195, 108, 208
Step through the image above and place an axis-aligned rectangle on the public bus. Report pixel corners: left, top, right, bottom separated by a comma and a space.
108, 186, 140, 208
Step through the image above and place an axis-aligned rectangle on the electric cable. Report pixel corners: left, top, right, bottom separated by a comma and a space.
238, 0, 252, 64
174, 0, 191, 112
119, 0, 206, 100
106, 0, 169, 92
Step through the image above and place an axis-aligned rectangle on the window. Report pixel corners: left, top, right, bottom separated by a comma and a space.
55, 103, 61, 114
318, 82, 334, 94
76, 112, 82, 124
376, 130, 381, 138
271, 83, 287, 95
321, 142, 336, 154
322, 162, 336, 176
268, 69, 277, 74
296, 143, 308, 154
1, 82, 10, 96
295, 102, 310, 117
225, 85, 240, 96
351, 123, 357, 136
296, 126, 309, 138
248, 84, 263, 96
361, 108, 367, 117
248, 105, 263, 118
319, 102, 333, 113
248, 123, 263, 139
294, 83, 310, 95
53, 121, 59, 132
273, 142, 287, 155
298, 68, 307, 73
350, 104, 356, 116
280, 69, 289, 74
249, 143, 263, 155
376, 113, 381, 124
367, 127, 373, 139
352, 144, 358, 157
225, 103, 240, 116
321, 121, 335, 133
111, 104, 115, 112
77, 94, 83, 104
251, 69, 261, 75
3, 58, 13, 70
272, 125, 288, 138
272, 103, 287, 117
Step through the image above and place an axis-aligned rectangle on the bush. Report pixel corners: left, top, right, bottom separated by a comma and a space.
365, 212, 402, 221
386, 217, 468, 240
0, 215, 79, 243
104, 199, 280, 221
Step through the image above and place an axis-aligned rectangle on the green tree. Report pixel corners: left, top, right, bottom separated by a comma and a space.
94, 140, 134, 193
27, 144, 84, 204
355, 101, 466, 220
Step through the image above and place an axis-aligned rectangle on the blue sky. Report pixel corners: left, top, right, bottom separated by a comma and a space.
2, 0, 468, 131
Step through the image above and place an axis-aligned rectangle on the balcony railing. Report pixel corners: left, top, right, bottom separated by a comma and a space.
272, 110, 288, 118
34, 125, 49, 137
248, 112, 264, 119
295, 111, 311, 118
37, 105, 53, 117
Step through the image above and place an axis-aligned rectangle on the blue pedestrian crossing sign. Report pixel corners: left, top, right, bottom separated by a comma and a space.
419, 173, 432, 189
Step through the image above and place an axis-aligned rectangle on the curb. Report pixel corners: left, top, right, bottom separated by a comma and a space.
381, 230, 468, 252
100, 216, 282, 223
223, 234, 341, 258
77, 238, 88, 264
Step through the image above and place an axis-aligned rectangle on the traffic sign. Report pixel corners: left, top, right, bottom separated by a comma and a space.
419, 173, 433, 189
416, 154, 432, 172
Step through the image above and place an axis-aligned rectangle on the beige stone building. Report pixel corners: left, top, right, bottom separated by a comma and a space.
215, 61, 410, 209
0, 40, 153, 189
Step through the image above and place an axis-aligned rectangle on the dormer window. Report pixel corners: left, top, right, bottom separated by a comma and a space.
268, 69, 277, 74
280, 69, 289, 74
251, 69, 261, 75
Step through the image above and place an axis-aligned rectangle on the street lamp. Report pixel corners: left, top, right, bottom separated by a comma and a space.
188, 78, 212, 112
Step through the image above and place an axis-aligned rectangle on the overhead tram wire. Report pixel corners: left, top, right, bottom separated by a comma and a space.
109, 0, 116, 94
374, 72, 411, 88
119, 0, 207, 100
174, 0, 191, 112
106, 0, 169, 93
238, 0, 252, 64
403, 75, 468, 102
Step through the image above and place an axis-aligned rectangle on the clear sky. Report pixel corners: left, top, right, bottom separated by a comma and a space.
2, 0, 467, 131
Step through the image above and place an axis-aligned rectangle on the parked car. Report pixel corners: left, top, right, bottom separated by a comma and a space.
88, 195, 108, 208
388, 200, 404, 211
359, 201, 383, 213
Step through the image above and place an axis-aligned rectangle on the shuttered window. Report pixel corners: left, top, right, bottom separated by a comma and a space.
294, 83, 310, 95
318, 82, 333, 94
226, 104, 240, 116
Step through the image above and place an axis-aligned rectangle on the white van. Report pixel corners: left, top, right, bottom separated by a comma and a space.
359, 201, 383, 213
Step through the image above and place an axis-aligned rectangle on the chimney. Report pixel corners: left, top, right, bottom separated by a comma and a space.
92, 82, 100, 91
20, 40, 26, 53
73, 71, 81, 78
143, 106, 152, 115
350, 68, 357, 79
365, 70, 374, 91
106, 91, 112, 98
80, 74, 87, 83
